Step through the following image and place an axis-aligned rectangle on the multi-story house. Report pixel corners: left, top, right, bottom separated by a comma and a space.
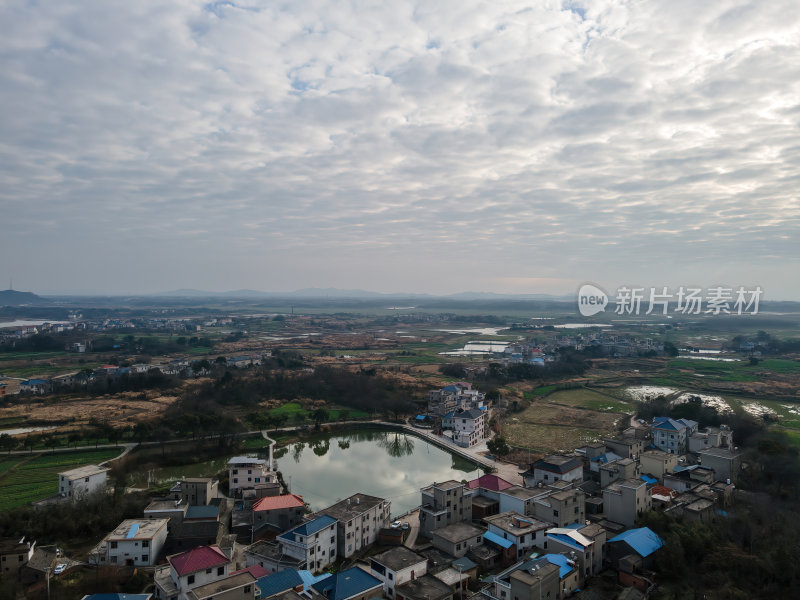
369, 546, 428, 599
651, 417, 698, 454
450, 408, 487, 448
58, 464, 109, 501
428, 383, 486, 417
228, 457, 277, 497
602, 479, 651, 528
154, 544, 232, 600
318, 493, 391, 559
89, 519, 169, 567
247, 516, 338, 574
523, 455, 583, 488
0, 537, 35, 577
170, 478, 218, 506
531, 488, 585, 528
419, 481, 473, 538
484, 512, 551, 560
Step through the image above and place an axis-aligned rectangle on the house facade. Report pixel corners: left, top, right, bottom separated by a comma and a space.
370, 546, 428, 599
318, 493, 391, 559
228, 457, 277, 496
419, 481, 473, 537
154, 544, 232, 600
651, 417, 698, 454
58, 464, 110, 501
89, 519, 169, 567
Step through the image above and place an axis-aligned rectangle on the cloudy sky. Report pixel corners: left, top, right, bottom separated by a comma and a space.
1, 0, 799, 298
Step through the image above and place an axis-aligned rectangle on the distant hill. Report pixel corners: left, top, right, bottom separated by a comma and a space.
0, 289, 48, 306
151, 287, 574, 301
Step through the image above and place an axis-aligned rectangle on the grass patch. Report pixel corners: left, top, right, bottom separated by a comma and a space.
268, 403, 369, 421
547, 388, 634, 413
0, 448, 120, 511
751, 359, 800, 374
532, 385, 558, 396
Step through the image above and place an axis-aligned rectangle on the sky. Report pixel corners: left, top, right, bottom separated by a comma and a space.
1, 0, 799, 298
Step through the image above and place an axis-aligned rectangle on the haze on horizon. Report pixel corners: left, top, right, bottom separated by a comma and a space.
1, 1, 799, 300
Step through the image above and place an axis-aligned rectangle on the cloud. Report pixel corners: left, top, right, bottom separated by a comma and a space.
0, 0, 798, 297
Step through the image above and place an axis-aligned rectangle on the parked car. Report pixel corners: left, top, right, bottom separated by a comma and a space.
402, 522, 410, 530
53, 564, 66, 575
391, 520, 402, 529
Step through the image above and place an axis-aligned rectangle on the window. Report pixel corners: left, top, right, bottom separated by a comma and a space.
111, 556, 117, 563
553, 510, 559, 517
188, 575, 195, 584
245, 586, 252, 593
142, 541, 149, 548
388, 573, 393, 581
456, 543, 461, 550
85, 477, 90, 482
330, 536, 335, 544
206, 568, 212, 574
217, 567, 224, 576
110, 542, 118, 549
142, 555, 148, 562
476, 537, 481, 543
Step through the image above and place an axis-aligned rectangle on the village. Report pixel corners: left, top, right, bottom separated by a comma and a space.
0, 378, 744, 600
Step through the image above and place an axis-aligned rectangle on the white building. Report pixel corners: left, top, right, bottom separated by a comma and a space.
58, 464, 110, 501
276, 515, 338, 574
451, 408, 487, 448
318, 493, 391, 559
89, 519, 169, 567
369, 546, 428, 599
154, 544, 232, 600
228, 456, 276, 495
651, 417, 698, 454
484, 512, 552, 560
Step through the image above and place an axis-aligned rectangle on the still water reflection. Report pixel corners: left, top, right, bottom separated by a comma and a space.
129, 429, 480, 517
279, 430, 481, 515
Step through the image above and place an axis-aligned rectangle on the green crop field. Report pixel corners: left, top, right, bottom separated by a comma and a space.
0, 449, 119, 511
547, 388, 635, 413
269, 402, 369, 421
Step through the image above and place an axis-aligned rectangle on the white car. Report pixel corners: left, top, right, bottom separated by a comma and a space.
53, 564, 66, 575
391, 520, 402, 529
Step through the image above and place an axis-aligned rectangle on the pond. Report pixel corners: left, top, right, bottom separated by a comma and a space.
128, 429, 481, 517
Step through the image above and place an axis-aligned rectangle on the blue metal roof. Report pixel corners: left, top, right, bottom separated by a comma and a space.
83, 595, 153, 600
298, 570, 331, 591
547, 533, 583, 551
186, 505, 220, 519
126, 524, 139, 539
543, 554, 573, 579
415, 415, 427, 421
452, 557, 477, 571
279, 515, 337, 541
641, 475, 658, 485
256, 569, 304, 597
483, 530, 513, 549
312, 567, 382, 600
608, 527, 665, 558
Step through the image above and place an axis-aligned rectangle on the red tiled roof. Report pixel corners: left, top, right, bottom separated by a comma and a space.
466, 474, 514, 491
232, 564, 270, 578
169, 544, 229, 576
253, 494, 305, 512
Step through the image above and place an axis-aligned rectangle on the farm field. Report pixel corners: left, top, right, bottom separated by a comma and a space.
547, 388, 635, 413
504, 392, 628, 453
0, 448, 119, 511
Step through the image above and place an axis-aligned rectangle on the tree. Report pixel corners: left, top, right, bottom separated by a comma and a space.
311, 408, 330, 429
487, 435, 511, 457
663, 341, 679, 357
0, 434, 17, 454
338, 409, 350, 422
